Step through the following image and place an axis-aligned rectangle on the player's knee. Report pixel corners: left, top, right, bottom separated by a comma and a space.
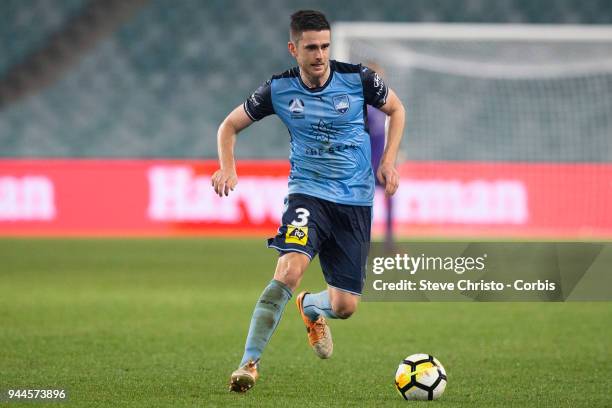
273, 254, 309, 290
274, 264, 301, 289
330, 290, 359, 319
332, 302, 357, 319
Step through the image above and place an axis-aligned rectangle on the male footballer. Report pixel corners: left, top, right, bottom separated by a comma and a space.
211, 9, 405, 392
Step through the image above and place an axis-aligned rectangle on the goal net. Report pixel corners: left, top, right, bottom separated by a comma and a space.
333, 23, 612, 238
334, 23, 612, 163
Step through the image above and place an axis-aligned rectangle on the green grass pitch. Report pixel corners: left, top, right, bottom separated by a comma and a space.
1, 238, 610, 407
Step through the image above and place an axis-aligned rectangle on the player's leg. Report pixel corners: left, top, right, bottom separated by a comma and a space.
231, 193, 323, 392
298, 279, 360, 323
299, 289, 338, 321
241, 252, 309, 364
295, 288, 335, 358
295, 285, 358, 359
230, 252, 309, 392
300, 281, 361, 320
272, 251, 310, 291
268, 194, 336, 359
298, 201, 371, 357
327, 285, 360, 319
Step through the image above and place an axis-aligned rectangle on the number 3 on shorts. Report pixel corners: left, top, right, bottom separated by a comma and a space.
291, 208, 310, 227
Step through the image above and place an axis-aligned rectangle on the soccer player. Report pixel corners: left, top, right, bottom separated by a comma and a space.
211, 10, 405, 393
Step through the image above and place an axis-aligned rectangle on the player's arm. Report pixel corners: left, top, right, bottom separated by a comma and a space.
377, 88, 405, 196
361, 65, 405, 196
211, 106, 253, 197
212, 79, 275, 197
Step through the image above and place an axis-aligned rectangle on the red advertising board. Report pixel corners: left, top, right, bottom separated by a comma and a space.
1, 160, 611, 238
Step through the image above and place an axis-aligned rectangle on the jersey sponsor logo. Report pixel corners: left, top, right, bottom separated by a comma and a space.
285, 225, 308, 245
373, 73, 385, 97
249, 93, 260, 107
333, 94, 350, 114
305, 143, 358, 156
310, 119, 337, 143
289, 98, 305, 119
373, 72, 381, 88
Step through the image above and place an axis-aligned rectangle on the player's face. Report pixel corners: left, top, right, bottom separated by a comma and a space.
289, 30, 331, 83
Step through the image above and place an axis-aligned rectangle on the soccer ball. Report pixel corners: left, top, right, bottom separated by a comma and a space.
394, 354, 447, 400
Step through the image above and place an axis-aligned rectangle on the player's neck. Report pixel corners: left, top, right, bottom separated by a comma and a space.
300, 67, 331, 89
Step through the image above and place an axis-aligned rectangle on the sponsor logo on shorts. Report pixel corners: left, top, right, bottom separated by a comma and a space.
285, 225, 308, 245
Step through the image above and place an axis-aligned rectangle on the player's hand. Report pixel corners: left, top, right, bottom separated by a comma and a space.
211, 168, 238, 197
376, 162, 400, 196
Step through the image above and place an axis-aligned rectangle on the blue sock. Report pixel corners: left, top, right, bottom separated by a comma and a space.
240, 279, 292, 367
302, 290, 338, 321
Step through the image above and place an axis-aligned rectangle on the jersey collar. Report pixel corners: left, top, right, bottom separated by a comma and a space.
296, 61, 334, 93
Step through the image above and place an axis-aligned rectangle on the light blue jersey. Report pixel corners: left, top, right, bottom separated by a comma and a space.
244, 60, 388, 206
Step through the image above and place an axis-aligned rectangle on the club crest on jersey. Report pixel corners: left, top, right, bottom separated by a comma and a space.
285, 226, 308, 245
289, 98, 305, 119
333, 94, 350, 114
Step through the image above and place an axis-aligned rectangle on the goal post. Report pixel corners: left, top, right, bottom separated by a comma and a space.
334, 23, 612, 53
334, 23, 612, 78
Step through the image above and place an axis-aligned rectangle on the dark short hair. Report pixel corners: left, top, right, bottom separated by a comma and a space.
290, 10, 330, 43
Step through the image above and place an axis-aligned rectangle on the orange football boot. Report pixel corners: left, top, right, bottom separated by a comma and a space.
296, 291, 333, 359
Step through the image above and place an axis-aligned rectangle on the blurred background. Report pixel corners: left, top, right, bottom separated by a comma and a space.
0, 0, 611, 238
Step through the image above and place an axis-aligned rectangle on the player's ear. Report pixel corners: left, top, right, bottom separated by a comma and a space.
288, 41, 297, 58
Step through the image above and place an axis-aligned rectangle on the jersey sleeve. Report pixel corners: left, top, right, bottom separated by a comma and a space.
360, 65, 389, 109
243, 79, 274, 121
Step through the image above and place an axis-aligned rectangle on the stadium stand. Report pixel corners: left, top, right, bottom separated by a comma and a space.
0, 0, 611, 159
0, 0, 88, 76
